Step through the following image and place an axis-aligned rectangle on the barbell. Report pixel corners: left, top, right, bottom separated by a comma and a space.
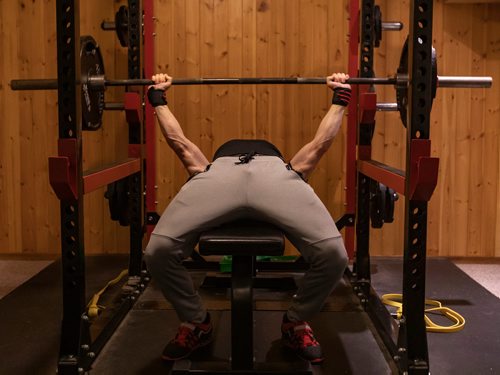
10, 35, 492, 130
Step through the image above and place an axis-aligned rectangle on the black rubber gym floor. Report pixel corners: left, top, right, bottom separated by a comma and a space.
0, 256, 499, 374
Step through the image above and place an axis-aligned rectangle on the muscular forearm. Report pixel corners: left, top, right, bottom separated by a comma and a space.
155, 105, 209, 175
290, 104, 346, 180
310, 104, 345, 151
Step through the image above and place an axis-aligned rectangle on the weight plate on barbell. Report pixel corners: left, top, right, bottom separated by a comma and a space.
374, 5, 382, 48
115, 6, 129, 48
80, 35, 105, 131
397, 37, 438, 127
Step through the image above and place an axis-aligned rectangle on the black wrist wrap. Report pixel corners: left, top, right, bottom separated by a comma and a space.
332, 87, 352, 107
147, 88, 168, 107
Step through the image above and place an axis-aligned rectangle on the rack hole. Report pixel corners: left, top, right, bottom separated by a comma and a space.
419, 4, 427, 12
418, 19, 427, 29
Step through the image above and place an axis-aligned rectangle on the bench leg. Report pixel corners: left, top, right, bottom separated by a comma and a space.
231, 255, 254, 370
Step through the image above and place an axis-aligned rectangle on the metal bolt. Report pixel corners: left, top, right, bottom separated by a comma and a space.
81, 344, 89, 351
393, 355, 400, 362
78, 368, 84, 374
87, 352, 95, 359
398, 348, 407, 353
81, 314, 89, 321
144, 277, 151, 282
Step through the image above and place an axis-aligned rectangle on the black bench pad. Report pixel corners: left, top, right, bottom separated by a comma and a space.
199, 220, 285, 256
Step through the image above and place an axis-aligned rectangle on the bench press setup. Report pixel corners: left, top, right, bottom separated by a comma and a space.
9, 0, 493, 374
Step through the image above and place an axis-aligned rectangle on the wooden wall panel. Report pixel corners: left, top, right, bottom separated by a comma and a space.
0, 0, 498, 258
0, 0, 130, 255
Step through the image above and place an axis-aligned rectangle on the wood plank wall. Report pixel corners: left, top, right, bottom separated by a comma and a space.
0, 0, 498, 257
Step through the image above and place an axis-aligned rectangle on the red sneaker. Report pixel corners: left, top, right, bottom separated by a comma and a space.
281, 315, 324, 364
161, 313, 213, 361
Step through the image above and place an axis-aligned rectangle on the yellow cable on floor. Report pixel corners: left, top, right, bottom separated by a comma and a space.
87, 269, 128, 318
381, 294, 465, 333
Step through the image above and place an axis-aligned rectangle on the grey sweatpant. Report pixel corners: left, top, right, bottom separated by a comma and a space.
144, 156, 348, 323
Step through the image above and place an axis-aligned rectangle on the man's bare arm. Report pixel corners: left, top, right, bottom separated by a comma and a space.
290, 73, 351, 181
149, 74, 209, 176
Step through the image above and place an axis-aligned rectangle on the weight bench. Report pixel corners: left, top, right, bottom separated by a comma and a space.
172, 220, 312, 374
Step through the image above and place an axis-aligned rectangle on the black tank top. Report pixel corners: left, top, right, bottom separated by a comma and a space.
212, 139, 283, 161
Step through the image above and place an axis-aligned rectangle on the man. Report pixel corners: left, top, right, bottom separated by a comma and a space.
144, 73, 351, 364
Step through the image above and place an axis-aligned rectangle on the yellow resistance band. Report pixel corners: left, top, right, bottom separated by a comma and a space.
381, 294, 465, 333
87, 269, 128, 318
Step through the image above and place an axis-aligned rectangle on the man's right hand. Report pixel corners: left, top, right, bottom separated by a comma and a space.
150, 73, 173, 91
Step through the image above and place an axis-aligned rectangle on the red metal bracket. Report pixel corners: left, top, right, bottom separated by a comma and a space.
358, 160, 406, 195
359, 92, 377, 124
83, 158, 141, 194
409, 139, 439, 201
49, 139, 78, 201
125, 92, 142, 124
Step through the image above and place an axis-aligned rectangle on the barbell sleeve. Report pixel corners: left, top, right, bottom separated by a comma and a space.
10, 79, 58, 90
437, 76, 492, 88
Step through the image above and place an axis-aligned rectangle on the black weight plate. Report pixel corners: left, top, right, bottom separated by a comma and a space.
370, 181, 386, 228
80, 35, 105, 131
397, 37, 438, 127
384, 187, 398, 223
115, 6, 129, 47
431, 45, 438, 101
374, 5, 382, 48
396, 38, 409, 127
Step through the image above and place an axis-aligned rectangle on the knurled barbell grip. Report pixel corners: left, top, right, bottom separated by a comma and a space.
106, 77, 397, 86
11, 75, 492, 91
